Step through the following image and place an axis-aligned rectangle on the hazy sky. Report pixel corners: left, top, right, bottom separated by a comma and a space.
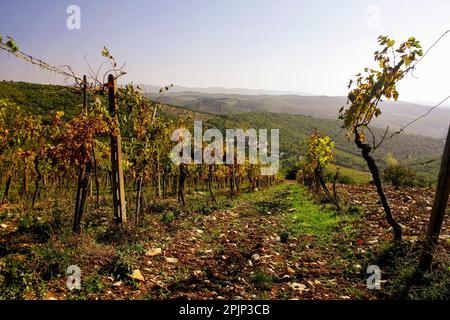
1, 0, 450, 105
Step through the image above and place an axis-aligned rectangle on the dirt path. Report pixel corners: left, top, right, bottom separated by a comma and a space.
97, 182, 376, 300
2, 181, 448, 300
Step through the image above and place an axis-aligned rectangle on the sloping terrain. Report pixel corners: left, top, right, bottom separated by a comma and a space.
0, 81, 445, 179
1, 182, 448, 300
153, 92, 450, 138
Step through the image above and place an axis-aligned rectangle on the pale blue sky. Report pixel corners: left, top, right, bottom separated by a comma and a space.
1, 0, 450, 105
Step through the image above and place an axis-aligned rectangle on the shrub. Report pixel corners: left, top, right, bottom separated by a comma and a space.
191, 203, 218, 215
279, 232, 290, 243
161, 211, 175, 224
33, 242, 71, 280
96, 224, 143, 245
324, 171, 356, 185
48, 206, 66, 233
100, 251, 134, 281
337, 175, 357, 185
0, 255, 45, 299
128, 243, 146, 255
251, 269, 273, 289
285, 164, 300, 180
383, 165, 425, 187
83, 275, 104, 294
18, 215, 52, 243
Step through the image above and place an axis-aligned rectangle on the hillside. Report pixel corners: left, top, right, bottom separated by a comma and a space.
139, 84, 310, 96
151, 92, 450, 139
205, 112, 443, 180
0, 81, 82, 120
0, 81, 445, 180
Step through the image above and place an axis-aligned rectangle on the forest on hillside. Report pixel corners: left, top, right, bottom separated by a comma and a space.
151, 92, 450, 138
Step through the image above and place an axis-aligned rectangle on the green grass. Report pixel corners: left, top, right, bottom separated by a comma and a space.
282, 183, 357, 243
325, 163, 372, 185
233, 182, 359, 245
251, 268, 273, 290
363, 241, 450, 300
83, 275, 105, 294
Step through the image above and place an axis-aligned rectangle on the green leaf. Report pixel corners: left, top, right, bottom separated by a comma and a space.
393, 91, 399, 101
101, 46, 110, 58
5, 39, 18, 52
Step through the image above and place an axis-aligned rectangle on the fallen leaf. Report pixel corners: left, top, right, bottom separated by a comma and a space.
145, 248, 162, 257
286, 267, 295, 274
130, 269, 145, 282
290, 282, 308, 292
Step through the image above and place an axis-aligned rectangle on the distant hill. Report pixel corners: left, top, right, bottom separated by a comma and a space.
155, 103, 443, 180
149, 92, 450, 138
138, 84, 310, 96
205, 112, 443, 179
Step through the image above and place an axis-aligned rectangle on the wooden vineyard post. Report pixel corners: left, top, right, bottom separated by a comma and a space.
107, 74, 127, 224
72, 75, 91, 233
418, 124, 450, 273
83, 75, 87, 112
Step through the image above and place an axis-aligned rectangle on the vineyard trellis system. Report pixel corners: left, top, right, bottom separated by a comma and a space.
0, 34, 448, 277
0, 46, 280, 235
